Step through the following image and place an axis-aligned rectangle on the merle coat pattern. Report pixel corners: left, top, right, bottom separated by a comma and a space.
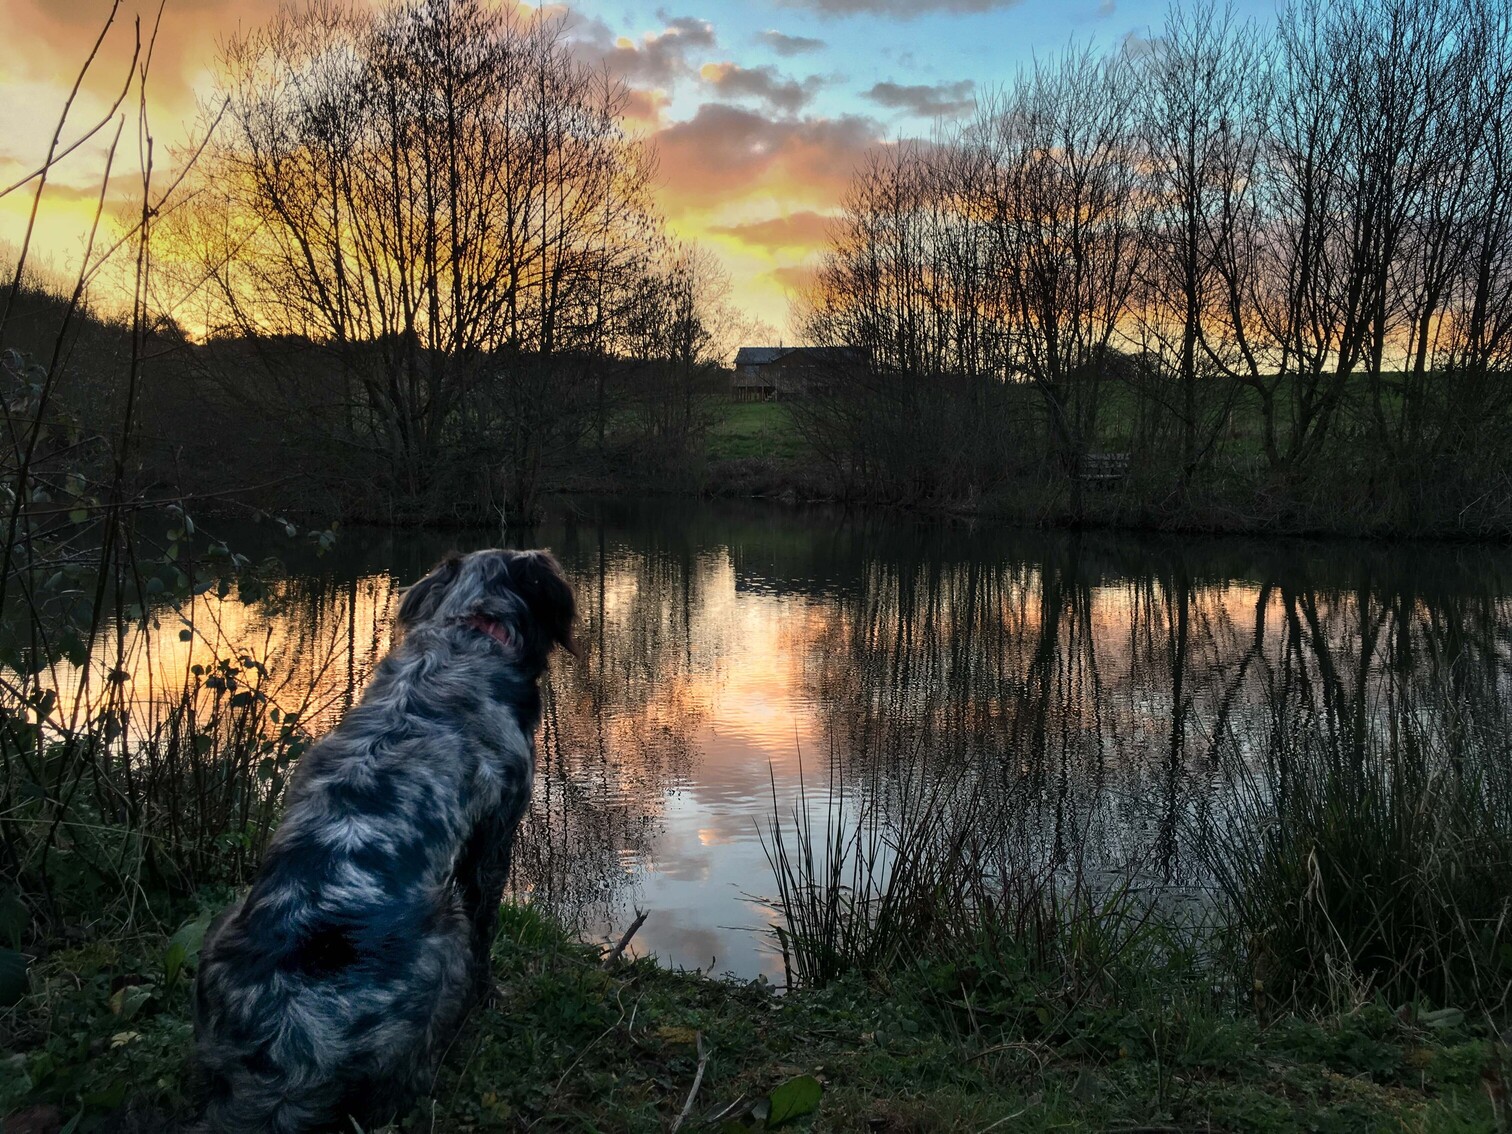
193, 549, 576, 1134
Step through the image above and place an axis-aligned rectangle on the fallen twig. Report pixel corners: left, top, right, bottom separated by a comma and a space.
974, 1109, 1026, 1133
699, 1095, 750, 1127
670, 1032, 709, 1134
604, 907, 648, 967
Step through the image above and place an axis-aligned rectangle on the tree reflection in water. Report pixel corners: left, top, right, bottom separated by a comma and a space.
108, 501, 1512, 978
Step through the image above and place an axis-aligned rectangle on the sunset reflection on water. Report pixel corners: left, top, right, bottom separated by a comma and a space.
90, 499, 1512, 979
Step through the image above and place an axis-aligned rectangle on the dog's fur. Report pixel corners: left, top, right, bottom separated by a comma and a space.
192, 549, 576, 1134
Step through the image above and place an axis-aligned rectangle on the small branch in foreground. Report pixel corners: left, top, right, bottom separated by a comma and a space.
603, 907, 648, 967
670, 1031, 709, 1134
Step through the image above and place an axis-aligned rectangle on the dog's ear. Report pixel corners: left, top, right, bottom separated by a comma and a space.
397, 555, 462, 628
505, 550, 579, 659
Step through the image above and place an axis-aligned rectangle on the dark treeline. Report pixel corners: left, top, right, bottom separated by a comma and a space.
798, 0, 1512, 537
148, 0, 733, 524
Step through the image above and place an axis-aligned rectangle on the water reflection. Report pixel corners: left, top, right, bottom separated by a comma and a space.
101, 501, 1512, 979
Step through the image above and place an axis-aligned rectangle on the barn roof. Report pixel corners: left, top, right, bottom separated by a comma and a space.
734, 347, 790, 366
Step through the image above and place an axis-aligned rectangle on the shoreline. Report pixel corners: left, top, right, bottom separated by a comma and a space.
589, 457, 1512, 547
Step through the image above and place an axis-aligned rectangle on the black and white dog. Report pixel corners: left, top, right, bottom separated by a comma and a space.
193, 549, 577, 1134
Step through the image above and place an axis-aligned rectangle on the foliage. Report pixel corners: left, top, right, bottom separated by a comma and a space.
2, 327, 324, 935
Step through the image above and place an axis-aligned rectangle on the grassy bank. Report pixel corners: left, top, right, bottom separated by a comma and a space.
707, 403, 812, 464
3, 899, 1507, 1132
695, 398, 1512, 541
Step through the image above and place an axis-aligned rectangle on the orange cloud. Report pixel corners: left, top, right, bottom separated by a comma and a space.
3, 0, 284, 140
0, 0, 269, 277
767, 263, 820, 294
633, 91, 882, 334
651, 104, 877, 211
708, 211, 835, 252
621, 87, 671, 129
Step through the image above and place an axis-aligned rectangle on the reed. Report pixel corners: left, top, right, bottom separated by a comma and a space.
758, 746, 1163, 1016
1206, 702, 1512, 1015
759, 749, 972, 987
762, 705, 1512, 1020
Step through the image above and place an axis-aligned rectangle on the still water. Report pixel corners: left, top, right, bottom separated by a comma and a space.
122, 497, 1512, 980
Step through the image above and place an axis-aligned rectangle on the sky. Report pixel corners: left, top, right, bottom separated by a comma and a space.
0, 0, 1277, 340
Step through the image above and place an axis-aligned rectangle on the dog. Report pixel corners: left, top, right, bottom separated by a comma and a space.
192, 548, 577, 1134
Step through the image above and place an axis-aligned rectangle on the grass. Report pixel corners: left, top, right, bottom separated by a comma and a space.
3, 898, 1507, 1132
1205, 718, 1512, 1017
427, 904, 1512, 1132
706, 401, 810, 463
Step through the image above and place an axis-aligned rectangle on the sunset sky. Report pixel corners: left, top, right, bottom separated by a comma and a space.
0, 0, 1275, 340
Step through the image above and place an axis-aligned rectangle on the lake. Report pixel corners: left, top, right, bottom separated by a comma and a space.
114, 496, 1512, 980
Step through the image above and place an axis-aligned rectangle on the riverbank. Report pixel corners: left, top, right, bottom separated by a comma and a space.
1, 902, 1504, 1132
695, 455, 1512, 541
691, 402, 1512, 543
125, 386, 1512, 542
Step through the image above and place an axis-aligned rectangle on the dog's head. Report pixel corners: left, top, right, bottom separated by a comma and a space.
398, 548, 578, 666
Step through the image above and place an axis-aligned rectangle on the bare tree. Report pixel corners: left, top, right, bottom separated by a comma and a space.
1207, 0, 1457, 472
1452, 2, 1512, 379
181, 0, 659, 519
968, 48, 1144, 470
615, 242, 727, 470
1133, 2, 1261, 486
1390, 0, 1512, 464
1321, 0, 1481, 462
798, 141, 1021, 501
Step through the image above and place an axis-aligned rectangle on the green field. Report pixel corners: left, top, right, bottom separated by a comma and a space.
706, 401, 810, 463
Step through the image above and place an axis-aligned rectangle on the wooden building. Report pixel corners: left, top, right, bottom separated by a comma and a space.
731, 346, 867, 401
